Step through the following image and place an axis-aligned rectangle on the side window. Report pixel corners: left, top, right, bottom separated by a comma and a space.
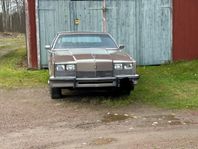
55, 37, 63, 49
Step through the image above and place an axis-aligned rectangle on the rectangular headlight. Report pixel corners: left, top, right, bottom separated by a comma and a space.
56, 64, 65, 71
114, 64, 123, 70
66, 64, 75, 71
124, 63, 133, 70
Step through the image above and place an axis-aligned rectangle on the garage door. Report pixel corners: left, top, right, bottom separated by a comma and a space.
38, 0, 172, 67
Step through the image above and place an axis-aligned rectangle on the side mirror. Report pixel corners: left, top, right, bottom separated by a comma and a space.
45, 45, 51, 50
119, 44, 125, 49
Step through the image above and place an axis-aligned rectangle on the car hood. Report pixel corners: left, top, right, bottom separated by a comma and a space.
53, 48, 133, 63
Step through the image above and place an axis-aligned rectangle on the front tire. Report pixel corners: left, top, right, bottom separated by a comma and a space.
123, 84, 134, 95
119, 79, 134, 95
50, 87, 62, 99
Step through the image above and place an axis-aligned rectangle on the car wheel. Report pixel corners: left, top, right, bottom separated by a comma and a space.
120, 79, 134, 95
50, 87, 62, 99
123, 84, 134, 95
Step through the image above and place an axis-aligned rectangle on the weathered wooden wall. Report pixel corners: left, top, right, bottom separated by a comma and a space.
173, 0, 198, 61
37, 0, 172, 68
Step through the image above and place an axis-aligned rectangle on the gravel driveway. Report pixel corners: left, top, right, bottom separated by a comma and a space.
0, 88, 198, 149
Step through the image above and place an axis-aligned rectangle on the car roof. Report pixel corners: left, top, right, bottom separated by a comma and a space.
57, 32, 111, 36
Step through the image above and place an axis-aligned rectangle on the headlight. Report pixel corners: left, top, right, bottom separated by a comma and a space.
66, 64, 75, 71
56, 65, 65, 71
114, 64, 123, 70
124, 63, 133, 70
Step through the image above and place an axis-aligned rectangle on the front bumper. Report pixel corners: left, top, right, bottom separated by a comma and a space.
49, 74, 139, 88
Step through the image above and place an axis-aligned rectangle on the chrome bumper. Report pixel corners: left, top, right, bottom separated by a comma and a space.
49, 74, 140, 88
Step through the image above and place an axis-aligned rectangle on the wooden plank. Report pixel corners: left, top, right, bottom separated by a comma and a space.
106, 0, 172, 65
72, 0, 103, 31
106, 0, 137, 61
25, 0, 38, 69
139, 0, 172, 65
37, 0, 172, 67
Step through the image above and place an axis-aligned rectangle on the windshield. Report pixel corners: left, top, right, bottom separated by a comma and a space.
54, 34, 118, 49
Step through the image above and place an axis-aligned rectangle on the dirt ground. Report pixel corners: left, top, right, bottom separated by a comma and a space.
0, 33, 23, 58
0, 88, 198, 149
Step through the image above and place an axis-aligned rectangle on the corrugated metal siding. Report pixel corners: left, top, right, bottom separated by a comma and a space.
37, 0, 172, 67
173, 0, 198, 61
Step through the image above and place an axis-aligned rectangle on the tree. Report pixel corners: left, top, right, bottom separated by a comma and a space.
0, 0, 25, 32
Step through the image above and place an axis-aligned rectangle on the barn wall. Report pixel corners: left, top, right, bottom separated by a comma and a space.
106, 0, 172, 65
37, 0, 103, 67
36, 0, 172, 68
173, 0, 198, 61
25, 0, 38, 69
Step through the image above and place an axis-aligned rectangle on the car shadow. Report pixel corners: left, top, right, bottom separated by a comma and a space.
61, 89, 130, 104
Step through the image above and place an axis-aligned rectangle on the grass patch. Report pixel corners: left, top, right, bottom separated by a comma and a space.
0, 33, 198, 109
103, 61, 198, 109
0, 34, 48, 88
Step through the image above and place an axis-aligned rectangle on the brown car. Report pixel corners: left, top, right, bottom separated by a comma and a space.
45, 32, 139, 99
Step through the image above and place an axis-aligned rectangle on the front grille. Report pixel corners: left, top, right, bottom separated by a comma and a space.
77, 71, 95, 78
114, 69, 133, 76
96, 71, 112, 77
55, 71, 76, 77
77, 71, 113, 78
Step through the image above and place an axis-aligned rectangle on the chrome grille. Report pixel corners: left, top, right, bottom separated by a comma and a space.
77, 71, 113, 78
96, 71, 112, 77
77, 71, 95, 78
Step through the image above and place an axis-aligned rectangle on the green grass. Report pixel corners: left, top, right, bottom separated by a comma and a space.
103, 61, 198, 109
0, 33, 198, 109
0, 34, 48, 88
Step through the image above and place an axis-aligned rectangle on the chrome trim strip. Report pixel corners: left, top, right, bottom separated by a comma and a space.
113, 60, 133, 63
50, 83, 74, 88
77, 77, 115, 81
50, 82, 117, 88
95, 59, 112, 62
76, 59, 112, 63
50, 76, 76, 80
50, 74, 139, 81
116, 74, 140, 79
55, 60, 134, 64
76, 59, 95, 63
55, 62, 77, 65
55, 59, 113, 64
76, 84, 116, 88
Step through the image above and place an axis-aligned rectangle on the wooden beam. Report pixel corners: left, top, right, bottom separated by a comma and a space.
25, 0, 38, 69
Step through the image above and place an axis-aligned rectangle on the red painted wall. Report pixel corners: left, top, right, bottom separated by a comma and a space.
173, 0, 198, 61
25, 0, 38, 69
